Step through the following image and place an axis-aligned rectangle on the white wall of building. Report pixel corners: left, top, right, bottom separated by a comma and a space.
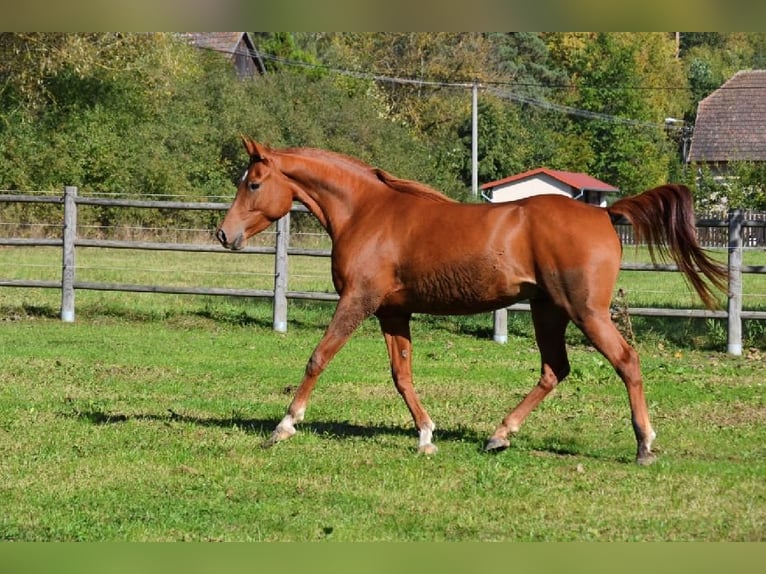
489, 175, 571, 203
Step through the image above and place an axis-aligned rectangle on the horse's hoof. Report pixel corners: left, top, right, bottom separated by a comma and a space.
261, 426, 295, 449
418, 443, 438, 455
261, 435, 280, 449
484, 437, 510, 452
636, 452, 657, 466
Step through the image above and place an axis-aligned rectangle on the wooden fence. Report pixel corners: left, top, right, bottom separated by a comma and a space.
1, 187, 765, 356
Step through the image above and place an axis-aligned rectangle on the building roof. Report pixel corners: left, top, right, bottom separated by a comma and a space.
184, 32, 266, 75
688, 69, 766, 163
480, 167, 619, 193
186, 32, 248, 55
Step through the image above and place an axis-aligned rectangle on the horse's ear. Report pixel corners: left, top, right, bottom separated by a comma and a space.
241, 135, 257, 156
241, 135, 268, 162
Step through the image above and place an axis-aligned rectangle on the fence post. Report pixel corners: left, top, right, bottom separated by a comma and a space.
273, 212, 290, 332
727, 208, 743, 356
60, 186, 77, 322
493, 307, 508, 344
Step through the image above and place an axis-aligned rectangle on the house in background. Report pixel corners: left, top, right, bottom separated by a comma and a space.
185, 32, 266, 79
480, 167, 619, 207
688, 69, 766, 177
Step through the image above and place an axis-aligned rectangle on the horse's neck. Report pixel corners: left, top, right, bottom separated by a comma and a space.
291, 185, 335, 232
279, 152, 379, 238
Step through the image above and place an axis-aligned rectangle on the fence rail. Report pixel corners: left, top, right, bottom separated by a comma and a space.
1, 187, 765, 355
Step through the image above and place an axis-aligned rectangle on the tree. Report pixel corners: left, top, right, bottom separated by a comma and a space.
695, 162, 766, 212
454, 33, 593, 189
458, 95, 533, 186
0, 33, 471, 208
485, 32, 569, 98
6, 32, 766, 213
251, 32, 326, 78
1, 34, 206, 194
546, 33, 685, 193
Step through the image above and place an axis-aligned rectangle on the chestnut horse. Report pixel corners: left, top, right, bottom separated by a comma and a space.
216, 137, 727, 464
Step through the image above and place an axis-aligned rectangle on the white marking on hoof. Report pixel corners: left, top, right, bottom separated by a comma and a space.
417, 421, 436, 453
276, 413, 298, 437
644, 429, 657, 452
262, 409, 305, 449
292, 407, 306, 424
262, 413, 300, 448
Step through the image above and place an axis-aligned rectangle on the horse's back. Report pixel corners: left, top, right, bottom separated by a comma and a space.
512, 194, 620, 251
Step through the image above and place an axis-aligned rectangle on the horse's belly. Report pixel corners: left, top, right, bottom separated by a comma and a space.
387, 259, 534, 314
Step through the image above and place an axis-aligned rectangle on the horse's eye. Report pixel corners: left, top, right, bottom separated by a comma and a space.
248, 182, 261, 192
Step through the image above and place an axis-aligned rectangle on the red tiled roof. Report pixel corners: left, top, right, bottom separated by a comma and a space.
688, 70, 766, 163
480, 167, 619, 192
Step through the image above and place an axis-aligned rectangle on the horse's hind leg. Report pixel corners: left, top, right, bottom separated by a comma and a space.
378, 313, 437, 454
576, 312, 656, 465
486, 299, 570, 452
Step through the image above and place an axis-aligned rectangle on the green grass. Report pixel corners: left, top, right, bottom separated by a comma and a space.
0, 244, 764, 540
0, 296, 764, 541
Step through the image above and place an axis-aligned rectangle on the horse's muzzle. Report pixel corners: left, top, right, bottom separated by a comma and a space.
215, 227, 245, 251
216, 227, 243, 250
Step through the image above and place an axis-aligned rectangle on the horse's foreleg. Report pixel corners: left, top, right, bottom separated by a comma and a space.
486, 300, 570, 452
378, 313, 436, 454
262, 297, 367, 448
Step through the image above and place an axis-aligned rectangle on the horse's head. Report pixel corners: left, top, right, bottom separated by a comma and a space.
216, 137, 294, 251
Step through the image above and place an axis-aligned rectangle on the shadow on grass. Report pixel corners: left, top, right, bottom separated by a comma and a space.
0, 304, 59, 320
519, 434, 635, 465
192, 306, 273, 328
8, 299, 756, 351
68, 407, 633, 461
69, 407, 490, 448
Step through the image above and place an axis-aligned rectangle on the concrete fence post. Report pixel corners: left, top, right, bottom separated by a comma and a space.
727, 208, 743, 356
273, 212, 290, 332
60, 186, 77, 322
493, 307, 508, 344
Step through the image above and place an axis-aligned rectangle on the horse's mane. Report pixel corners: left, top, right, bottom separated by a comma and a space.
283, 147, 456, 204
372, 168, 456, 203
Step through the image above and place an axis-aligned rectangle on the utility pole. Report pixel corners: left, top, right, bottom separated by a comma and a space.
665, 117, 691, 176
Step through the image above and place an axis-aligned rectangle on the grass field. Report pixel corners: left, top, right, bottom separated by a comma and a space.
1, 239, 765, 540
1, 240, 765, 541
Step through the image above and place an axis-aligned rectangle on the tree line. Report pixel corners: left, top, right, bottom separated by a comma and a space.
1, 32, 765, 232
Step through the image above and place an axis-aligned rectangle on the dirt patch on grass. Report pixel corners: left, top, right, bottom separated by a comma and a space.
706, 400, 766, 427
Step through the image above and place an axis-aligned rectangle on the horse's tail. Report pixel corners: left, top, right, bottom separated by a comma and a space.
607, 184, 728, 309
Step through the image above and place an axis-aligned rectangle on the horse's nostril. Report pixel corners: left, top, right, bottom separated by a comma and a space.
216, 228, 227, 245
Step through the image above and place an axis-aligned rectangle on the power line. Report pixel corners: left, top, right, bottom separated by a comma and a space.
486, 87, 665, 129
242, 49, 672, 130
205, 41, 760, 132
256, 51, 476, 89
254, 50, 689, 92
